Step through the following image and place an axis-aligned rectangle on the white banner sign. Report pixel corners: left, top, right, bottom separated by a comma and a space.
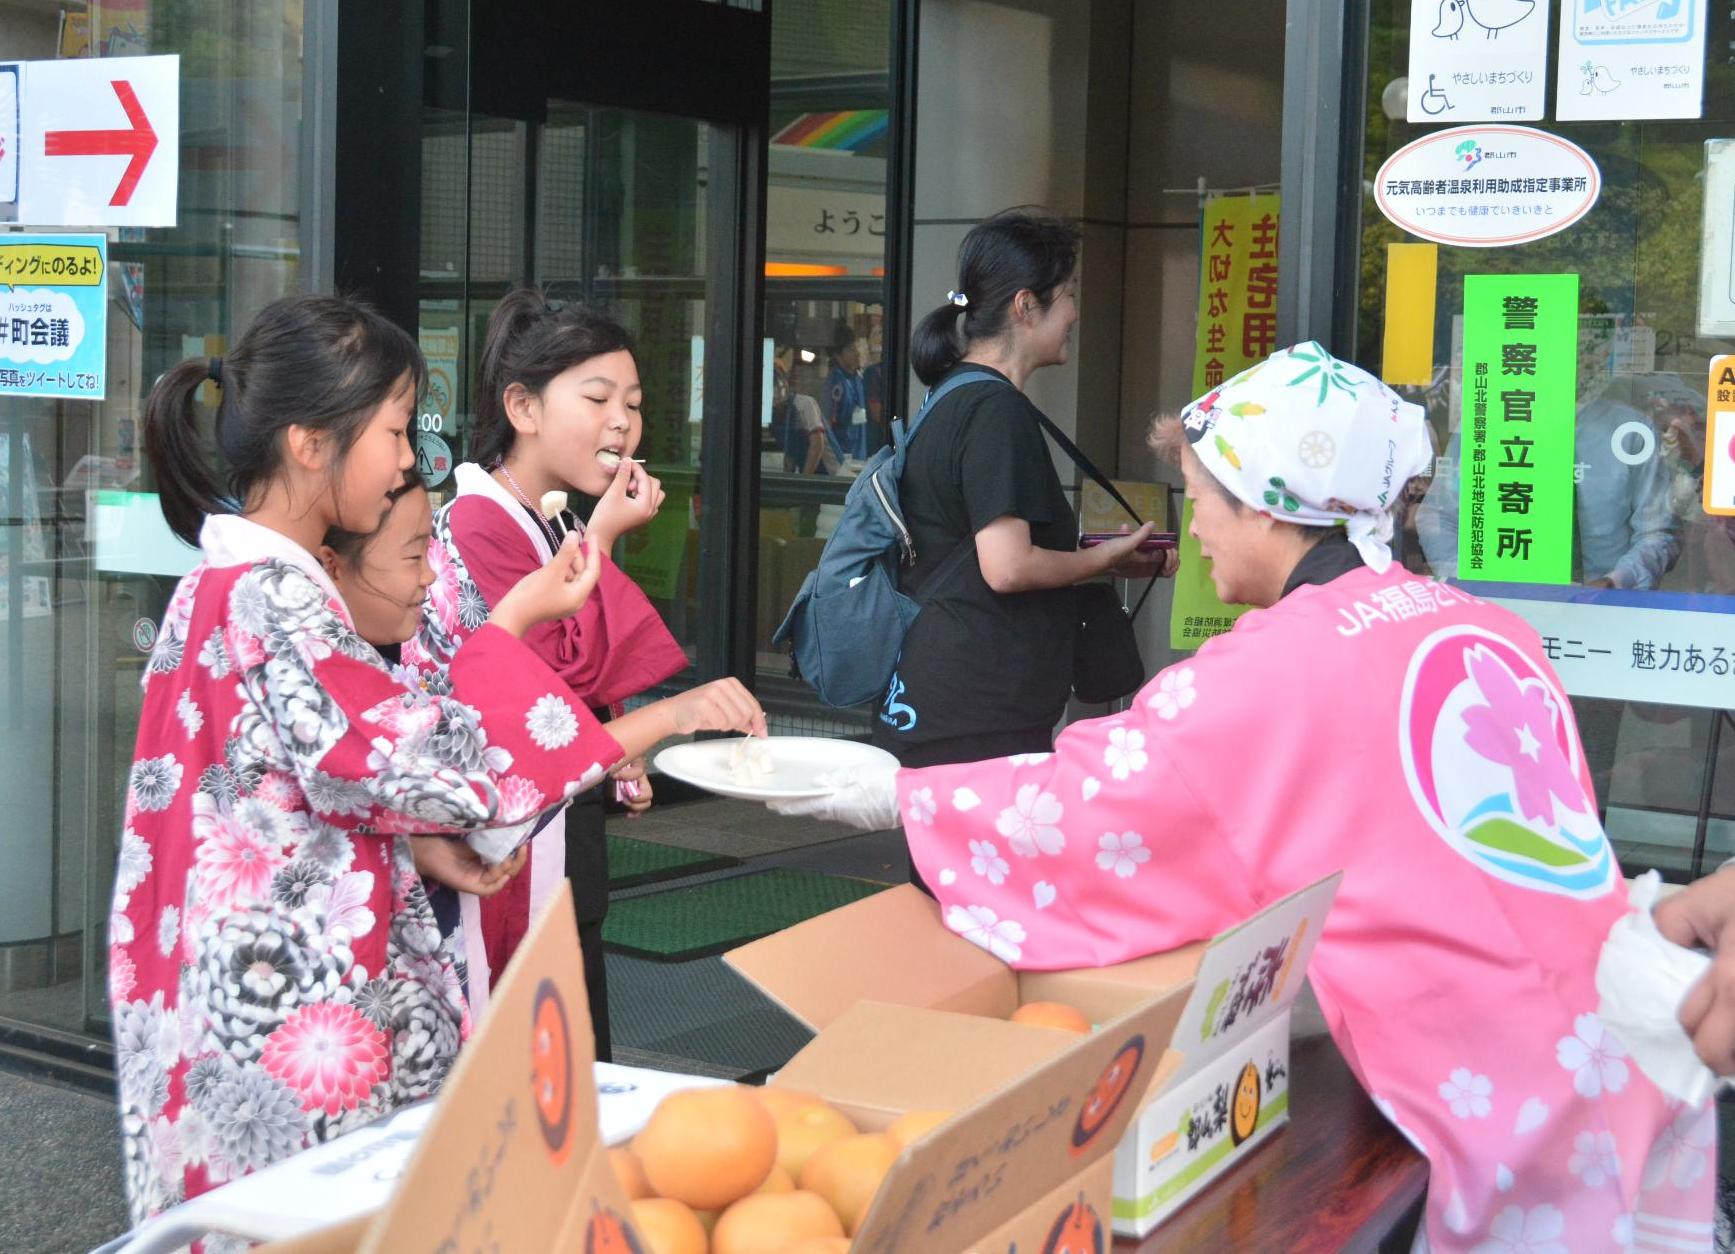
17, 54, 179, 227
1489, 594, 1735, 709
1555, 0, 1707, 122
1406, 0, 1548, 123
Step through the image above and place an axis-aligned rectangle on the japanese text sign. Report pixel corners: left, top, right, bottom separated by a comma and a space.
1375, 125, 1601, 249
1177, 192, 1279, 651
1406, 0, 1547, 123
0, 232, 107, 400
1458, 273, 1579, 585
1556, 0, 1706, 123
1703, 354, 1735, 517
1189, 192, 1280, 395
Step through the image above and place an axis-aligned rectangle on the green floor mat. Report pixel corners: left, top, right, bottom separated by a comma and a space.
606, 835, 737, 890
602, 868, 890, 962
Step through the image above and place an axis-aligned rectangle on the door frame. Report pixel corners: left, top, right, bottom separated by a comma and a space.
334, 0, 772, 686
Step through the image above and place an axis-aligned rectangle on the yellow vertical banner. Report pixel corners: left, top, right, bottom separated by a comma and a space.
1174, 193, 1279, 651
1381, 243, 1439, 387
1191, 193, 1281, 396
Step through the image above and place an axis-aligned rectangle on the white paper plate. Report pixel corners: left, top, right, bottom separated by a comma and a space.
653, 736, 897, 802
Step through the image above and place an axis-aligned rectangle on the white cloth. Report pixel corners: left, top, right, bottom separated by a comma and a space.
1597, 870, 1718, 1105
769, 762, 901, 831
1179, 342, 1433, 572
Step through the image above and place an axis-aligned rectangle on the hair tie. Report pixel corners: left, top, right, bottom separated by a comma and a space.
206, 357, 223, 385
947, 290, 968, 309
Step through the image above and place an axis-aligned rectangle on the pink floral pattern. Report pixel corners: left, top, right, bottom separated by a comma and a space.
108, 516, 624, 1227
1460, 645, 1587, 826
898, 564, 1714, 1252
259, 1002, 389, 1116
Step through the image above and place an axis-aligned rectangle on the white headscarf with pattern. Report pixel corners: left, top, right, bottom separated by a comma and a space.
1179, 342, 1433, 573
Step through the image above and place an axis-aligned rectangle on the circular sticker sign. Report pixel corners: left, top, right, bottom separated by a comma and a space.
417, 431, 454, 488
1374, 125, 1601, 248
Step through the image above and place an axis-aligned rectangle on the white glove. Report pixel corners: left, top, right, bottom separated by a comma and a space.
770, 763, 901, 830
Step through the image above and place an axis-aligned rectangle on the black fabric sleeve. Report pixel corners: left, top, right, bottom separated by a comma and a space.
956, 393, 1062, 534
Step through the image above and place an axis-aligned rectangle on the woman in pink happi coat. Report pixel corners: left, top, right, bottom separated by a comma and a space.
779, 344, 1716, 1253
112, 295, 634, 1228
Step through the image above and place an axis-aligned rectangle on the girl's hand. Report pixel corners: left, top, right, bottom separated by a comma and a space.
488, 533, 602, 636
668, 678, 767, 738
588, 460, 666, 550
612, 756, 654, 818
413, 836, 527, 897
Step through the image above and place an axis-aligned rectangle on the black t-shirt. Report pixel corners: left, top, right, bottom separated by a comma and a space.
872, 363, 1077, 752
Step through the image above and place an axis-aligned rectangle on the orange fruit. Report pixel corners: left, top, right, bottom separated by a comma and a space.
885, 1109, 952, 1147
799, 1133, 901, 1235
774, 1102, 858, 1180
753, 1085, 824, 1120
756, 1165, 795, 1194
610, 1147, 652, 1200
629, 1198, 709, 1254
636, 1086, 777, 1211
712, 1191, 844, 1254
1009, 1001, 1091, 1034
784, 1241, 852, 1254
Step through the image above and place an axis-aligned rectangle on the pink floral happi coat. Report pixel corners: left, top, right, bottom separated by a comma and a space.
108, 514, 623, 1229
901, 565, 1716, 1253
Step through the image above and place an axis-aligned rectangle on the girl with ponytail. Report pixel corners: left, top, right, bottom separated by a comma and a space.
410, 288, 765, 1051
875, 209, 1174, 786
116, 294, 635, 1224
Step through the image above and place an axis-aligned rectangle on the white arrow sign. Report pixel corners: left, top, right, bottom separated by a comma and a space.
17, 54, 178, 227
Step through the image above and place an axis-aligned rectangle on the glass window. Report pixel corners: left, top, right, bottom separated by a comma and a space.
757, 0, 894, 734
0, 2, 309, 1037
1356, 6, 1733, 877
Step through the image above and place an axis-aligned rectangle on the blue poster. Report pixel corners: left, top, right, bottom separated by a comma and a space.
0, 232, 107, 399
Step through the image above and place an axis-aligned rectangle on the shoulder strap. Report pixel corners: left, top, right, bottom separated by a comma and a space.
1030, 411, 1165, 623
899, 369, 1008, 447
1031, 409, 1143, 526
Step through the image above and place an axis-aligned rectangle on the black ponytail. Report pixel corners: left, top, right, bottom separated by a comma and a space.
474, 288, 636, 467
141, 294, 425, 547
143, 358, 223, 546
910, 207, 1082, 386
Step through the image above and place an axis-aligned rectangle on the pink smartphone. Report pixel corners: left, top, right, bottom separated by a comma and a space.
1078, 531, 1178, 552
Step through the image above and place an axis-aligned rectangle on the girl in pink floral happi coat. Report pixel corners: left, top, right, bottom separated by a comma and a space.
112, 295, 645, 1230
776, 344, 1716, 1253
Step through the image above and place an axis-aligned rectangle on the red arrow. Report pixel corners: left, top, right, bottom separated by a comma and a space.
44, 80, 158, 207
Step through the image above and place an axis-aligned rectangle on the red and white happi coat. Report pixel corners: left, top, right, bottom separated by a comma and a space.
900, 565, 1716, 1254
109, 513, 623, 1226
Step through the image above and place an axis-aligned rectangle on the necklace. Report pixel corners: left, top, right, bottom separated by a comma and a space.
494, 461, 562, 553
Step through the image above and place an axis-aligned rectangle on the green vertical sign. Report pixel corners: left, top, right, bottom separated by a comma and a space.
1457, 273, 1578, 584
1169, 499, 1251, 651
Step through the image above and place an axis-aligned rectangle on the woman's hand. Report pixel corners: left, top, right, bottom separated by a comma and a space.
1094, 523, 1166, 580
412, 836, 528, 897
612, 756, 654, 818
588, 460, 666, 551
1655, 869, 1735, 1074
488, 532, 602, 636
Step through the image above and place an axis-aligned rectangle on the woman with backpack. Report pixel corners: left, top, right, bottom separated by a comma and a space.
872, 208, 1172, 778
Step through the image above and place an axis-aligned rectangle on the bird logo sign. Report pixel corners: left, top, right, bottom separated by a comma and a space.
1433, 0, 1537, 40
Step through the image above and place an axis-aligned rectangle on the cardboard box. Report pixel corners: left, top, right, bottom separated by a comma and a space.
113, 883, 1187, 1254
727, 874, 1340, 1241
